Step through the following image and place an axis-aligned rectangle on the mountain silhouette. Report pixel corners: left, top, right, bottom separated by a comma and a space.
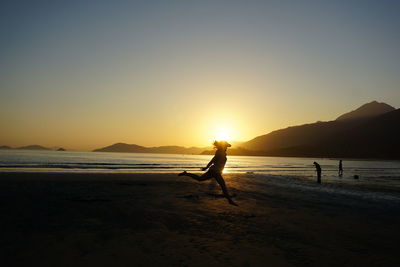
95, 102, 398, 158
327, 108, 400, 158
93, 142, 207, 154
336, 101, 395, 120
93, 143, 148, 153
200, 146, 265, 156
242, 119, 366, 152
6, 101, 396, 159
241, 102, 399, 159
17, 145, 50, 150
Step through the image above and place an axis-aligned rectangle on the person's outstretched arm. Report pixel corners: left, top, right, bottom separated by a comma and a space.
201, 156, 215, 171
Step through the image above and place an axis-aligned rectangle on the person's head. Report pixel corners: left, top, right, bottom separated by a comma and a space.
313, 161, 317, 165
213, 140, 231, 151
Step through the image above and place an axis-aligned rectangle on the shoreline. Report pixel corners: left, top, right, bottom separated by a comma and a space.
1, 170, 399, 193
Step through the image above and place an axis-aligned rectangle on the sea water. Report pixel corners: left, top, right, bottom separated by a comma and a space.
1, 149, 400, 190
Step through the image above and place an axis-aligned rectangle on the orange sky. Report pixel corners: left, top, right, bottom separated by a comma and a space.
1, 1, 400, 150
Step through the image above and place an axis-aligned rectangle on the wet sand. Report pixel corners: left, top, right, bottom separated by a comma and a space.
1, 172, 399, 267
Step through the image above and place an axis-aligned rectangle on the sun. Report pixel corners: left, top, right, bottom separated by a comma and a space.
214, 127, 233, 141
205, 116, 238, 144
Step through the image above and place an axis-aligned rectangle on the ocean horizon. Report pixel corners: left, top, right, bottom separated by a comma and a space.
2, 149, 400, 190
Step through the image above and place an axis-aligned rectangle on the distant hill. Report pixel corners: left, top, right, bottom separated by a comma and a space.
3, 101, 398, 159
93, 143, 147, 153
201, 146, 265, 156
146, 146, 207, 154
241, 102, 399, 159
336, 101, 395, 121
17, 145, 50, 150
327, 108, 400, 158
93, 142, 207, 154
242, 119, 365, 152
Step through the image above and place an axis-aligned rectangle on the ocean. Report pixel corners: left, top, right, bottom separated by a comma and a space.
1, 149, 400, 190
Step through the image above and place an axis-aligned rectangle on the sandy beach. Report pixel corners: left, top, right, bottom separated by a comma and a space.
1, 172, 399, 267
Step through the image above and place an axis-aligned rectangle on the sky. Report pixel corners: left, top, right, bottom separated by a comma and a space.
1, 0, 399, 150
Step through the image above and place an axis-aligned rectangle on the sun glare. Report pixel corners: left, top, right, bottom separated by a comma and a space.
214, 127, 233, 141
204, 115, 239, 145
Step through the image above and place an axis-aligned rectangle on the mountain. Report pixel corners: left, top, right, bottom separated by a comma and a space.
0, 145, 12, 149
327, 108, 400, 158
336, 101, 395, 121
241, 102, 399, 159
146, 146, 207, 154
93, 142, 207, 154
93, 143, 148, 153
243, 119, 364, 152
201, 146, 265, 156
17, 145, 50, 150
268, 108, 400, 159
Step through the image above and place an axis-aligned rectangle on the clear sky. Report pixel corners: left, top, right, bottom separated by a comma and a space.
1, 0, 399, 150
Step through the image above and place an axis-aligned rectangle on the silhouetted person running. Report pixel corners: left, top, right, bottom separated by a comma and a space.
338, 160, 343, 177
313, 161, 321, 184
178, 141, 238, 206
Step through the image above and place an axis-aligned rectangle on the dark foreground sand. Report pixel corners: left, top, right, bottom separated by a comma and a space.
1, 172, 399, 267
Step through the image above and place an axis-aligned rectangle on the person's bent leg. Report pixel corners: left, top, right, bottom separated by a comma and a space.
198, 171, 213, 181
179, 171, 212, 182
214, 173, 238, 206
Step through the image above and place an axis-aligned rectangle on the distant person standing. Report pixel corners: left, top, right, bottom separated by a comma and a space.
338, 160, 343, 177
313, 162, 321, 184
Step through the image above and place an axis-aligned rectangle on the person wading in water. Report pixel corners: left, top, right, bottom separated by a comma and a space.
314, 161, 322, 184
178, 141, 238, 206
338, 160, 343, 177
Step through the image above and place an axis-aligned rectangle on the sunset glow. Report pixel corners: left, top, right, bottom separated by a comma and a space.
1, 2, 400, 266
214, 127, 233, 142
0, 1, 399, 151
